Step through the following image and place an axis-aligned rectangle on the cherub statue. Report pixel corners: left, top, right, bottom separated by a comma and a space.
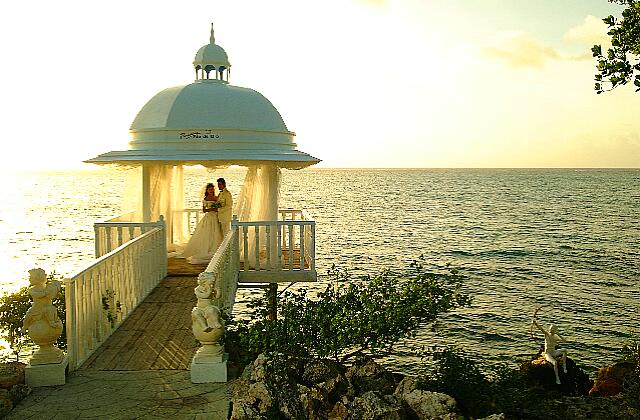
532, 319, 568, 385
192, 274, 223, 333
23, 268, 62, 331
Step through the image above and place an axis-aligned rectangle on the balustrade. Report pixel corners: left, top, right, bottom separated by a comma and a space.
200, 226, 240, 316
94, 212, 165, 258
234, 210, 316, 282
65, 220, 167, 371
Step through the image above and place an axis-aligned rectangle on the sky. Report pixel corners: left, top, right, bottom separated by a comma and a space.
0, 0, 638, 170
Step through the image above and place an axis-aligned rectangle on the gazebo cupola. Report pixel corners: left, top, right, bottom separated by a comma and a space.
194, 24, 230, 81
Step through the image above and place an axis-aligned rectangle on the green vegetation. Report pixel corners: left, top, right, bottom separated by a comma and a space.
417, 348, 561, 418
620, 335, 640, 411
418, 339, 640, 419
227, 258, 472, 365
593, 0, 640, 93
0, 273, 66, 361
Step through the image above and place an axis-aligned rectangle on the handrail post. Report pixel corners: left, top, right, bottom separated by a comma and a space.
64, 278, 77, 371
94, 224, 100, 258
232, 216, 239, 271
158, 215, 167, 278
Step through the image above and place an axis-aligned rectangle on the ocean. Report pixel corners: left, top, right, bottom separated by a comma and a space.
1, 167, 639, 373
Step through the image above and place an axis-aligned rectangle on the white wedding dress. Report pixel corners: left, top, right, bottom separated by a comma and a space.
180, 200, 223, 264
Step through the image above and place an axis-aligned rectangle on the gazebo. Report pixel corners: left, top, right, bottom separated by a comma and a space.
56, 24, 319, 380
85, 24, 320, 283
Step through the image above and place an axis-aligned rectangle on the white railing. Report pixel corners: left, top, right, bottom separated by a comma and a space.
64, 221, 167, 371
235, 210, 316, 281
199, 226, 240, 316
94, 213, 165, 258
170, 208, 316, 282
170, 208, 207, 245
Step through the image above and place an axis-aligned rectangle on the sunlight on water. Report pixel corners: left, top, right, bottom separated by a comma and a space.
1, 167, 639, 372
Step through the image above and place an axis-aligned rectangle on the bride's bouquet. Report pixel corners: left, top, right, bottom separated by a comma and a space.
209, 201, 222, 209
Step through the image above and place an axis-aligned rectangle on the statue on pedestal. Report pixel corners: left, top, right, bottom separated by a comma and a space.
191, 272, 224, 360
532, 319, 568, 385
23, 268, 64, 365
192, 275, 223, 333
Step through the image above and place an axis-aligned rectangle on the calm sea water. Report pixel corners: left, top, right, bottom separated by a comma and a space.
1, 168, 639, 372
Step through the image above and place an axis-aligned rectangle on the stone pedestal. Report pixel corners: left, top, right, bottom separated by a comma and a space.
25, 355, 68, 387
191, 353, 228, 383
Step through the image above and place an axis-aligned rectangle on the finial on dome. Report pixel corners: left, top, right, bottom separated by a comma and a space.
210, 22, 215, 44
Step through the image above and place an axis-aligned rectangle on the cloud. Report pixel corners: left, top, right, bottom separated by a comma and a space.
481, 32, 560, 68
563, 15, 610, 46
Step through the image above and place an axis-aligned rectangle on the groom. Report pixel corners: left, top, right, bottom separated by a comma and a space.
216, 178, 233, 238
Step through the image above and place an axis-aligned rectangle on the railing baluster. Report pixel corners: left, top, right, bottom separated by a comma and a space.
94, 225, 100, 258
243, 226, 249, 271
105, 228, 112, 254
266, 224, 272, 270
254, 225, 261, 271
64, 278, 77, 370
288, 224, 294, 270
299, 224, 305, 270
311, 222, 316, 272
277, 222, 283, 270
282, 222, 286, 251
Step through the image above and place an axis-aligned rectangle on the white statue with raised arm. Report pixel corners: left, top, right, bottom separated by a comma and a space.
532, 319, 568, 384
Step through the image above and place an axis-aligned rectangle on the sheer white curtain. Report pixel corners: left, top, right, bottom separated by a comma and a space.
150, 164, 186, 250
235, 164, 281, 268
122, 163, 185, 249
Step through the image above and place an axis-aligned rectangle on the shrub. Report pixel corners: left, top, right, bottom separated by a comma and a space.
620, 334, 640, 410
417, 348, 495, 418
228, 258, 472, 364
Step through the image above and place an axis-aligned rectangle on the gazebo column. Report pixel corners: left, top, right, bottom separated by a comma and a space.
142, 163, 152, 222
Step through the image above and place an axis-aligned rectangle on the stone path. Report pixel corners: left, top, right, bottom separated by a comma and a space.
7, 370, 230, 419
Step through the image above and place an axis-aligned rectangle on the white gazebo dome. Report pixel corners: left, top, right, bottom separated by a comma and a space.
86, 24, 319, 169
130, 82, 288, 132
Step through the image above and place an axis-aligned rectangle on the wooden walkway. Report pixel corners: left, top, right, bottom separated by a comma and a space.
82, 277, 199, 370
82, 250, 313, 371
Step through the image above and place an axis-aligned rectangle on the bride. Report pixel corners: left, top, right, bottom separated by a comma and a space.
180, 183, 223, 264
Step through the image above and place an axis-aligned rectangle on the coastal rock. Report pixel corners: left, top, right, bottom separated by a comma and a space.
478, 414, 506, 420
230, 354, 461, 419
241, 353, 269, 382
348, 391, 405, 420
234, 354, 307, 419
229, 400, 262, 420
394, 377, 458, 419
302, 358, 343, 386
231, 379, 273, 412
394, 376, 419, 396
328, 398, 349, 419
548, 395, 639, 420
520, 355, 592, 395
345, 357, 398, 396
298, 383, 331, 420
589, 361, 636, 397
319, 374, 350, 405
